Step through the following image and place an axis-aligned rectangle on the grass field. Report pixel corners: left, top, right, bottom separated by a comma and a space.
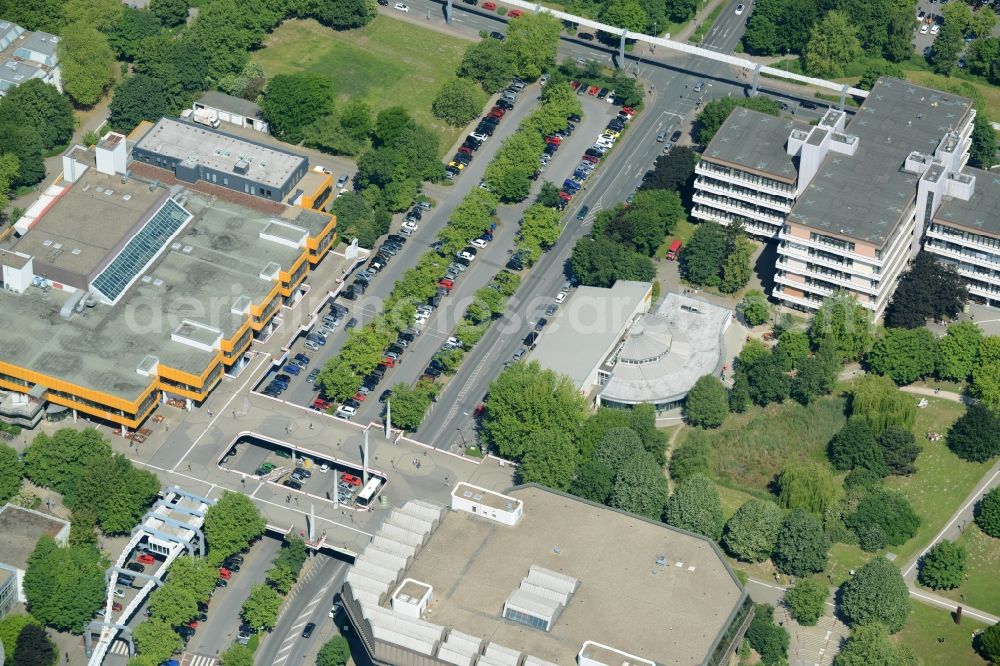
936, 527, 1000, 617
895, 602, 988, 666
886, 398, 987, 565
252, 17, 472, 156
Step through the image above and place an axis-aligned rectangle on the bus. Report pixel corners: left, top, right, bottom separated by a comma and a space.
355, 477, 382, 508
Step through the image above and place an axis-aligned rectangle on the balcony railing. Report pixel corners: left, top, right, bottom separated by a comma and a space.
777, 232, 879, 266
693, 206, 781, 237
776, 258, 879, 295
692, 194, 784, 224
694, 177, 794, 212
694, 162, 795, 196
925, 239, 1000, 268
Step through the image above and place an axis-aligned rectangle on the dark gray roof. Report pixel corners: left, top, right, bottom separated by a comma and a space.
702, 107, 807, 182
198, 91, 262, 120
936, 168, 1000, 238
788, 78, 974, 246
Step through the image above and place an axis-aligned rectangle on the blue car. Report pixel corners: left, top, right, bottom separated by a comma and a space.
294, 353, 310, 366
283, 363, 301, 376
574, 170, 590, 181
563, 179, 580, 192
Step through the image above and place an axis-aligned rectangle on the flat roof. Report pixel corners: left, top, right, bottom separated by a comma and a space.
135, 117, 306, 189
529, 281, 651, 391
197, 90, 262, 120
600, 293, 732, 405
13, 168, 167, 282
0, 58, 43, 88
0, 504, 69, 571
452, 483, 521, 512
935, 167, 1000, 238
0, 180, 305, 400
702, 108, 806, 183
789, 77, 974, 246
400, 485, 743, 665
18, 30, 57, 56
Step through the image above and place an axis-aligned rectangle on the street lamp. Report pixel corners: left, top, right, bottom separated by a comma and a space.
456, 427, 468, 448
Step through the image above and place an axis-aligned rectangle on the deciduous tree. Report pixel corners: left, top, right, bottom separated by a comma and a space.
74, 454, 160, 534
867, 327, 938, 385
974, 486, 1000, 537
829, 418, 887, 475
834, 623, 919, 666
747, 353, 790, 406
149, 0, 189, 27
317, 636, 352, 666
260, 73, 335, 144
668, 431, 712, 482
663, 475, 724, 540
839, 556, 910, 632
570, 459, 614, 504
0, 80, 74, 151
803, 11, 862, 78
684, 375, 729, 428
482, 362, 586, 460
947, 403, 1000, 463
918, 539, 966, 590
722, 498, 784, 562
519, 430, 579, 490
681, 222, 727, 286
241, 583, 281, 630
23, 537, 105, 633
58, 23, 117, 107
609, 453, 669, 519
776, 462, 837, 514
570, 236, 656, 287
739, 290, 770, 327
599, 0, 649, 32
0, 443, 23, 504
784, 577, 828, 626
809, 292, 874, 361
22, 428, 112, 499
878, 426, 920, 476
13, 623, 56, 666
108, 74, 172, 131
937, 321, 982, 381
219, 643, 254, 666
432, 77, 487, 127
972, 359, 1000, 412
0, 614, 40, 659
845, 487, 919, 551
980, 622, 1000, 663
133, 619, 183, 663
746, 604, 790, 666
641, 145, 696, 193
503, 12, 561, 80
458, 39, 515, 93
773, 508, 830, 576
203, 491, 265, 565
719, 236, 755, 294
850, 374, 915, 436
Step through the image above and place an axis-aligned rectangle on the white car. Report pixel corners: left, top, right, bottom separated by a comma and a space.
114, 588, 126, 599
394, 2, 409, 10
555, 292, 567, 303
470, 132, 488, 142
540, 74, 550, 86
402, 220, 419, 231
458, 250, 476, 262
930, 24, 940, 35
339, 404, 357, 416
919, 24, 929, 34
735, 3, 744, 15
471, 238, 488, 249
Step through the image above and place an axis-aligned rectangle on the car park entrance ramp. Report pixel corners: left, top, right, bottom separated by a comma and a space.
85, 487, 215, 666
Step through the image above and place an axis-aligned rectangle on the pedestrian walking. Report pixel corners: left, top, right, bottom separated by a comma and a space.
309, 422, 313, 430
187, 463, 191, 472
207, 409, 213, 417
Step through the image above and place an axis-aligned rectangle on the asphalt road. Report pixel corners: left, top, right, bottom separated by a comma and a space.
353, 92, 620, 424
699, 0, 754, 54
256, 555, 348, 666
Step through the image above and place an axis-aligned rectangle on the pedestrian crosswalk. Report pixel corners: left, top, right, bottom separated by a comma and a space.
107, 642, 216, 666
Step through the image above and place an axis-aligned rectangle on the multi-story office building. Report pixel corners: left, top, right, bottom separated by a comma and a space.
696, 78, 984, 316
0, 129, 336, 430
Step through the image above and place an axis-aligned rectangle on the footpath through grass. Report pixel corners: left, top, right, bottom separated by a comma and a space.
252, 17, 471, 156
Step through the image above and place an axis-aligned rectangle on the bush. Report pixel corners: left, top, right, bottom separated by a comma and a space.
739, 289, 770, 326
845, 488, 920, 551
839, 557, 910, 633
878, 426, 920, 476
722, 498, 784, 563
979, 622, 1000, 664
918, 539, 966, 590
784, 578, 828, 626
431, 77, 487, 127
776, 462, 838, 515
317, 636, 351, 666
975, 486, 1000, 538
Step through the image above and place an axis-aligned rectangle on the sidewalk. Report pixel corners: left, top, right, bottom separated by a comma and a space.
673, 0, 727, 42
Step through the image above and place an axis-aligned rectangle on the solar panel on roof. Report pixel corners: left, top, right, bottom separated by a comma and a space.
92, 198, 191, 303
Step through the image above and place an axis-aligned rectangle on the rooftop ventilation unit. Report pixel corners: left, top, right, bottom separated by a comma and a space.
71, 248, 81, 255
122, 194, 131, 201
171, 243, 182, 251
95, 186, 104, 193
152, 278, 163, 287
149, 179, 160, 192
182, 245, 193, 254
141, 276, 152, 283
42, 239, 52, 247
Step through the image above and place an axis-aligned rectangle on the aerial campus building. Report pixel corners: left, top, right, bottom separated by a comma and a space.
340, 484, 752, 666
0, 20, 60, 95
0, 121, 337, 431
529, 281, 741, 411
693, 77, 998, 315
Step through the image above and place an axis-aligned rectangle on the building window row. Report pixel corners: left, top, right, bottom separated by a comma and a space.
929, 223, 1000, 250
807, 231, 856, 253
698, 161, 795, 194
697, 176, 793, 208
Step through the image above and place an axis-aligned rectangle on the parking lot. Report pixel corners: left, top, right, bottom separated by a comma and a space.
219, 434, 386, 509
913, 0, 1000, 61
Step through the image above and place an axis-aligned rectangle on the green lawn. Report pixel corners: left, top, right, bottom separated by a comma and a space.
935, 527, 1000, 617
252, 17, 472, 156
894, 601, 988, 666
886, 398, 988, 565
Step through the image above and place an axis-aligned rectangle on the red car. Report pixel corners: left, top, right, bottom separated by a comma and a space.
112, 602, 123, 612
458, 146, 473, 155
487, 110, 503, 120
570, 80, 581, 90
137, 553, 155, 565
311, 397, 331, 411
581, 154, 599, 164
482, 1, 496, 8
490, 107, 506, 117
438, 278, 454, 290
558, 191, 572, 201
508, 9, 523, 17
381, 356, 396, 368
352, 392, 367, 402
186, 619, 199, 628
621, 106, 636, 116
587, 85, 600, 95
218, 568, 232, 580
545, 136, 561, 145
342, 473, 362, 486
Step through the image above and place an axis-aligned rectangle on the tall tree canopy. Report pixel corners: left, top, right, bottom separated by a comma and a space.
884, 252, 967, 328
